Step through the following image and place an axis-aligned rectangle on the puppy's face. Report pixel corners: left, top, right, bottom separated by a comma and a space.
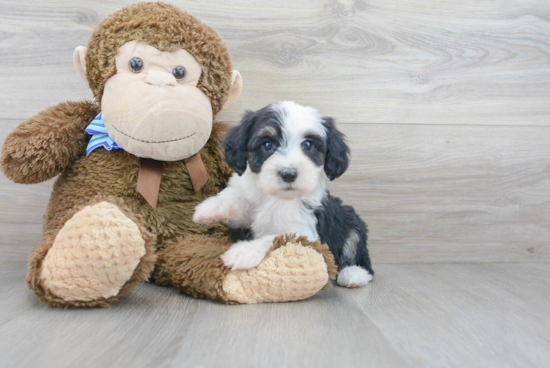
225, 101, 349, 199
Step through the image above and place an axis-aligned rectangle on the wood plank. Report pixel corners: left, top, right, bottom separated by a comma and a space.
0, 262, 548, 367
0, 261, 408, 368
0, 265, 200, 368
166, 290, 406, 368
0, 0, 549, 126
0, 260, 42, 327
2, 121, 548, 263
350, 263, 550, 368
329, 123, 550, 263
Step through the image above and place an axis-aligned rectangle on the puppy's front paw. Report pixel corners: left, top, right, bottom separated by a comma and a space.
221, 241, 270, 271
193, 198, 236, 224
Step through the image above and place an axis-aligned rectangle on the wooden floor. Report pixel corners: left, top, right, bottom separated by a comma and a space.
0, 260, 548, 368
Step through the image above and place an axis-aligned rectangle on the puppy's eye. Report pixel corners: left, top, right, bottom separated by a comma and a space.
302, 140, 313, 151
262, 141, 273, 151
129, 57, 144, 73
173, 66, 186, 80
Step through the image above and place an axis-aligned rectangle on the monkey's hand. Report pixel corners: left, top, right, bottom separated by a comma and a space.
1, 100, 100, 184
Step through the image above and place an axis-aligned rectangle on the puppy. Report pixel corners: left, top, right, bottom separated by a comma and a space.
193, 101, 373, 287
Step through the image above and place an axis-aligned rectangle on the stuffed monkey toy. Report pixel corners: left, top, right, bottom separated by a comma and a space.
0, 2, 336, 307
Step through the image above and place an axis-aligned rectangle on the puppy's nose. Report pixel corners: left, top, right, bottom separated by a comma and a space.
279, 169, 297, 183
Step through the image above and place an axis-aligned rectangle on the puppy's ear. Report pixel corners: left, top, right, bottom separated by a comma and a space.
224, 110, 255, 176
322, 117, 350, 180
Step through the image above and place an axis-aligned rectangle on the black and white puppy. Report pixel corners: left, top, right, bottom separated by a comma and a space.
193, 101, 374, 287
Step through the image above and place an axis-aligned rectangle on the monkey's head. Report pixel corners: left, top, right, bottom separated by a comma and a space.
73, 2, 242, 161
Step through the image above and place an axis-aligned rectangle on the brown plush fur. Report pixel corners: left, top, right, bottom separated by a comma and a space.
154, 234, 338, 304
40, 113, 232, 244
5, 98, 233, 307
1, 2, 336, 307
85, 2, 233, 115
1, 101, 100, 184
154, 235, 235, 304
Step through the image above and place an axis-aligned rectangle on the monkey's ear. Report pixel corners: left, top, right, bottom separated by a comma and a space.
221, 70, 243, 110
323, 117, 350, 180
73, 46, 89, 88
224, 110, 254, 176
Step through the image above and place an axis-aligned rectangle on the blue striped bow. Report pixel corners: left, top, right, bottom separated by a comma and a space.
85, 113, 121, 156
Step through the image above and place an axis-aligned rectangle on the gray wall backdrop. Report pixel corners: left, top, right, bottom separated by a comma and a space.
0, 0, 549, 262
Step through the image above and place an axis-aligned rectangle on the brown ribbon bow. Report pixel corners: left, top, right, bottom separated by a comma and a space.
136, 152, 208, 209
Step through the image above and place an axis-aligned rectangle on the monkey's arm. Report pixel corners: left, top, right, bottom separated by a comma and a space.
1, 100, 100, 184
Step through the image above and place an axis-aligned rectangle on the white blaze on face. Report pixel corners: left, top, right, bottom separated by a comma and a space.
101, 41, 213, 161
257, 101, 328, 200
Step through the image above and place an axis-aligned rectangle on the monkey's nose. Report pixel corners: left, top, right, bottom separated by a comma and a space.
279, 169, 297, 183
145, 70, 177, 86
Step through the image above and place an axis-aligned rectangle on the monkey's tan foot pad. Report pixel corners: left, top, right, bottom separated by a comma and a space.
222, 242, 329, 304
40, 201, 146, 302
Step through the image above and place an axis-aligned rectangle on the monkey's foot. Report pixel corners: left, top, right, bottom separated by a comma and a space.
40, 201, 155, 305
222, 236, 337, 304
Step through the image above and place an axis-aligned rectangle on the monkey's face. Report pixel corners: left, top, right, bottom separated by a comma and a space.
74, 3, 242, 162
97, 41, 211, 161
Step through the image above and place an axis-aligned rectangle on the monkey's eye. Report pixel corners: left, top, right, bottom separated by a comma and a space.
302, 140, 313, 151
129, 57, 144, 73
262, 141, 273, 152
172, 66, 186, 80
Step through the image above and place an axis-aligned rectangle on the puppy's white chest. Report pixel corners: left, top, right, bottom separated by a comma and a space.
250, 198, 319, 241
